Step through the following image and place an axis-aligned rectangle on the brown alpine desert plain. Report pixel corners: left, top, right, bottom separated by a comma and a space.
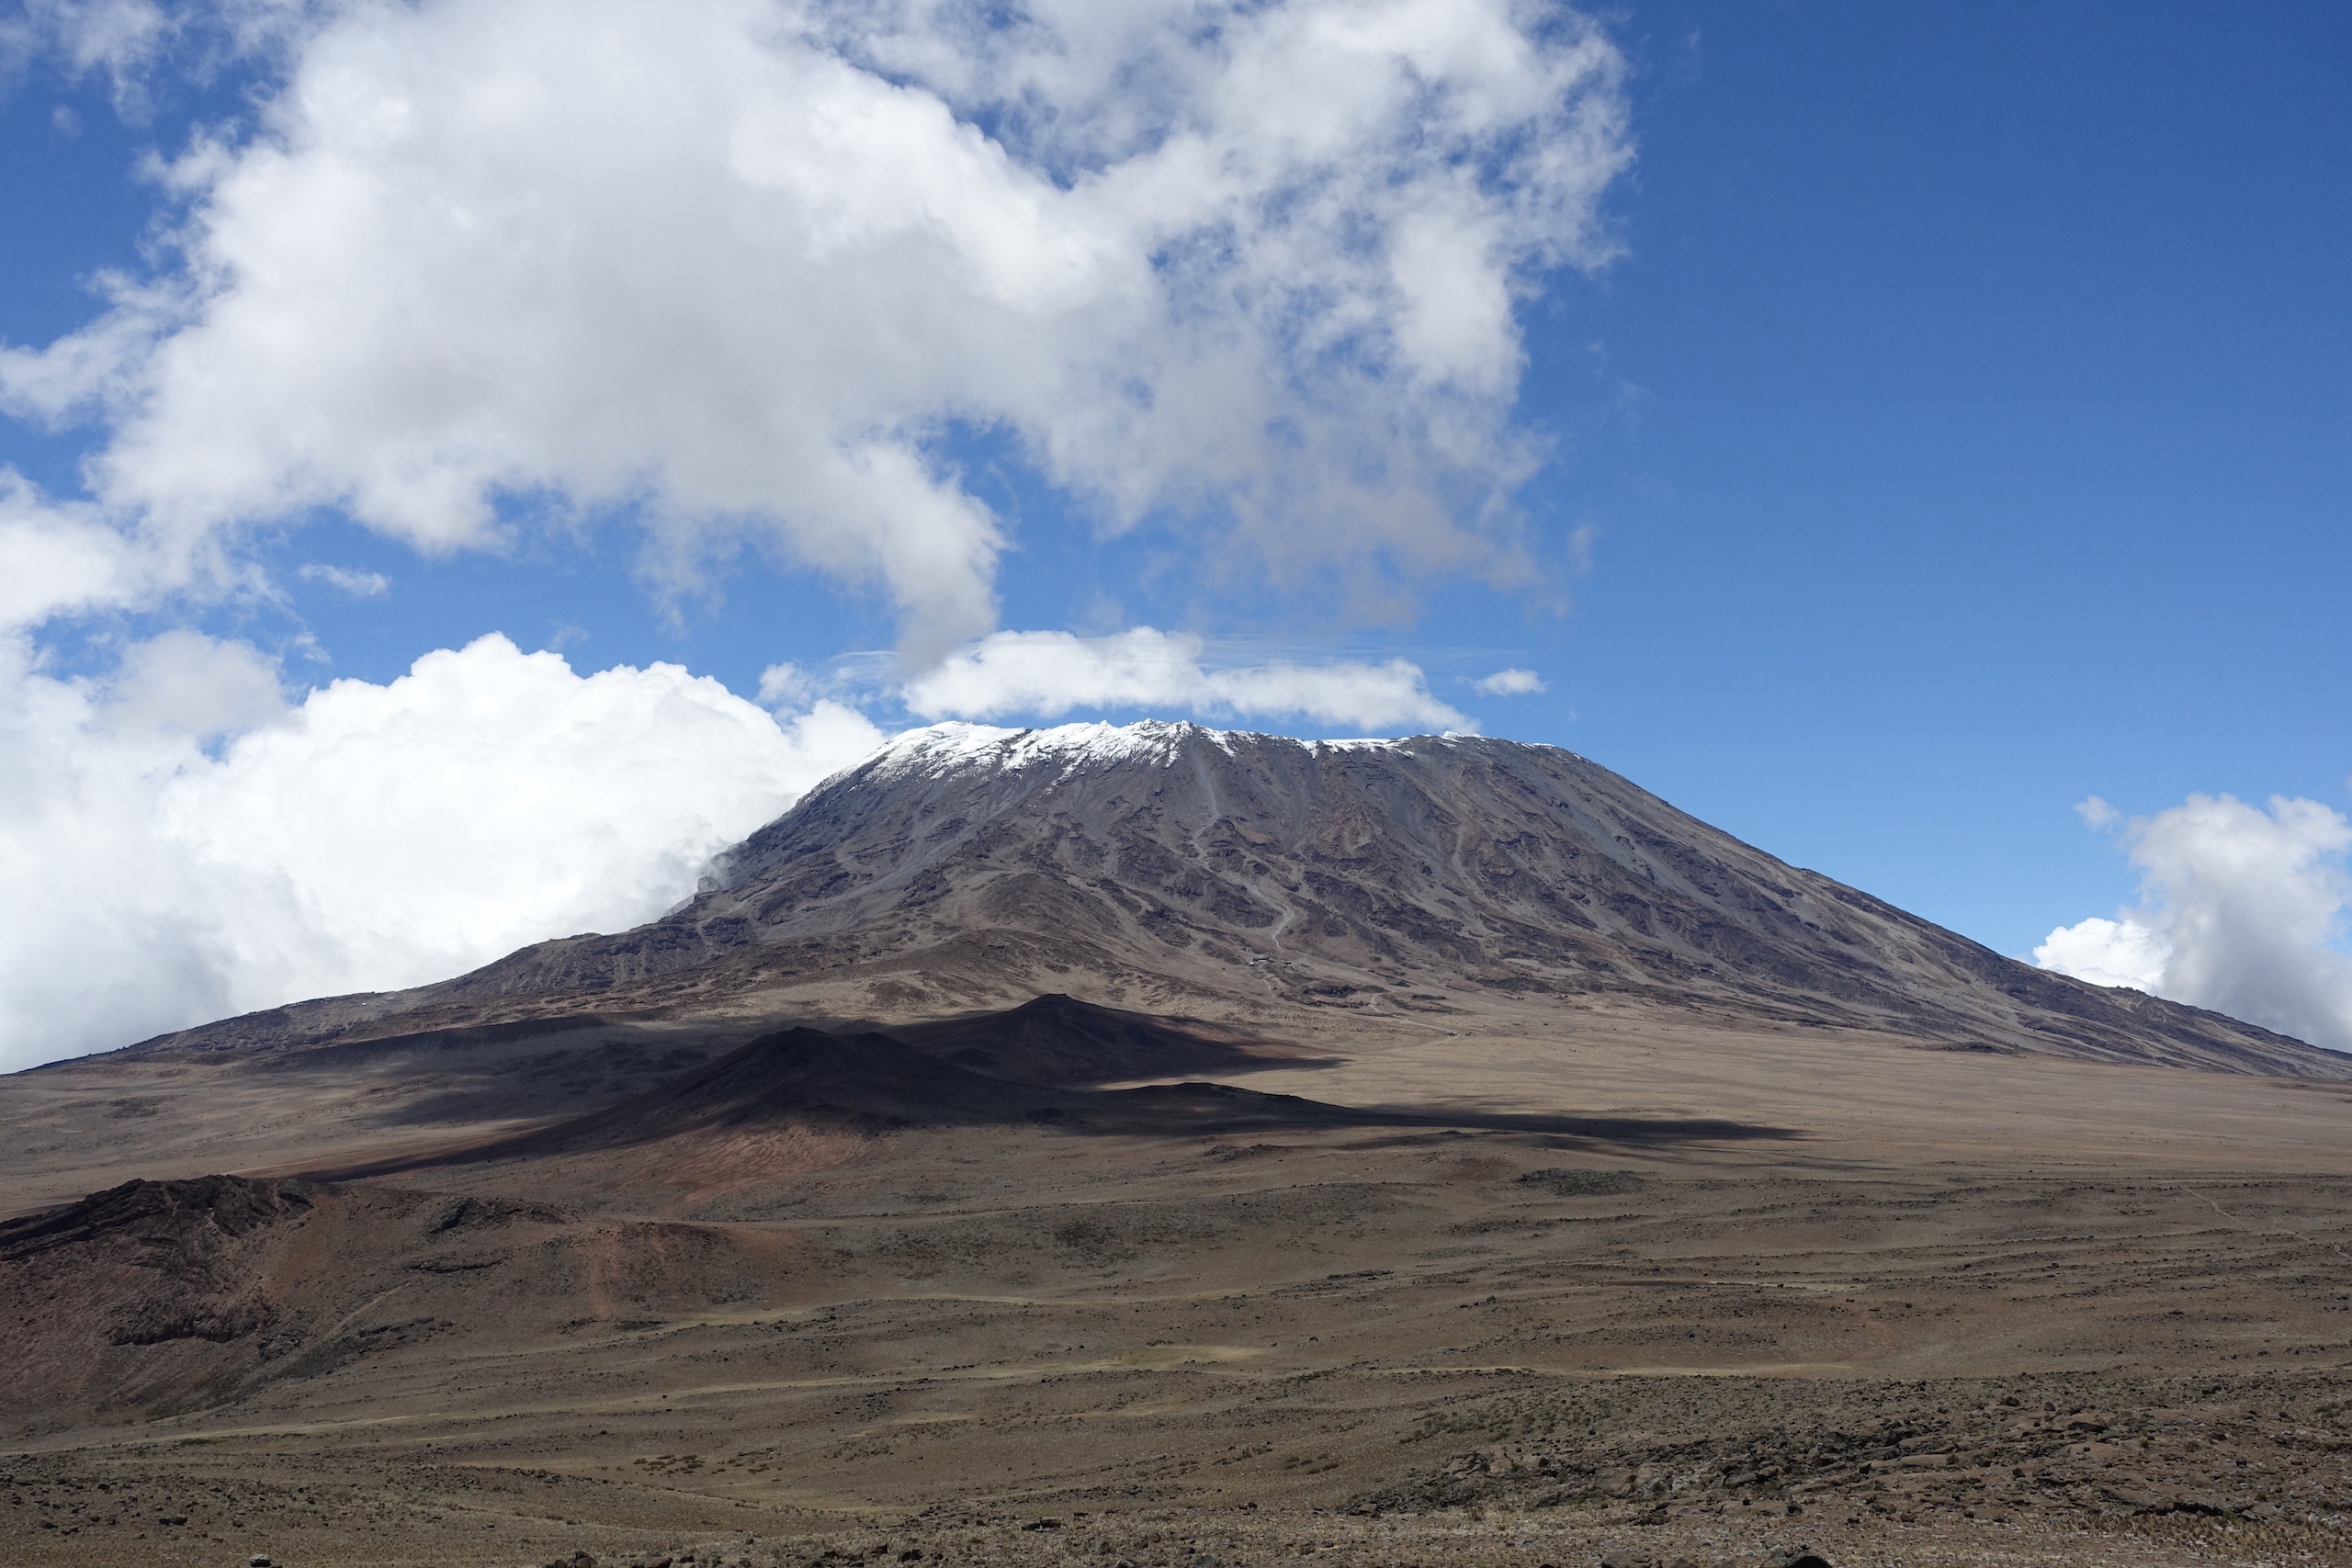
6, 721, 2352, 1568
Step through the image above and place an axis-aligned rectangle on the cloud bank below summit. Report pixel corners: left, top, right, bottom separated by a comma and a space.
0, 633, 888, 1068
2036, 792, 2352, 1054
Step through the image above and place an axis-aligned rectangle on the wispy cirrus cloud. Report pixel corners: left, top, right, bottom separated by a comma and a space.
297, 562, 390, 598
1473, 666, 1545, 695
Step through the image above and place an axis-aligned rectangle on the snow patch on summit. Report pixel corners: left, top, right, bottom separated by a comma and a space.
1312, 737, 1428, 753
868, 720, 1214, 781
860, 719, 1438, 784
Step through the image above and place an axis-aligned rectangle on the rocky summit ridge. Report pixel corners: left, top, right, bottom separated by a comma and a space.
123, 718, 2346, 1078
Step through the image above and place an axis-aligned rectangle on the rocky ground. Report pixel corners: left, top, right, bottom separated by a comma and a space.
8, 1370, 2352, 1568
7, 1078, 2352, 1567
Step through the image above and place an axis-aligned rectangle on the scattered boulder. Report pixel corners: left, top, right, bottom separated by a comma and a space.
1517, 1168, 1643, 1197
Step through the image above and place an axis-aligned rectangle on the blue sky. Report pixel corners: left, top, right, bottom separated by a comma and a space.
2, 0, 2347, 1063
1544, 1, 2351, 956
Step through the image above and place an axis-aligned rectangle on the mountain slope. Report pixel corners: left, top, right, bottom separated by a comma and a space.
122, 721, 2347, 1079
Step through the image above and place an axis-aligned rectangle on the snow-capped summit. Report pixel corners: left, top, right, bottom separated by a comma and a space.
858, 718, 1430, 787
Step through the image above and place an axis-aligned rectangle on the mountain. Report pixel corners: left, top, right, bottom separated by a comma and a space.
120, 720, 2346, 1080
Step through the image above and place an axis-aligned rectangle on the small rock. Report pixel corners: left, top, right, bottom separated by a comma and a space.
1765, 1549, 1834, 1568
250, 1556, 273, 1567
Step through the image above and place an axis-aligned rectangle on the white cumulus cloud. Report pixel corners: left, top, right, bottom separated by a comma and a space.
2031, 916, 2168, 992
1473, 666, 1544, 695
0, 468, 164, 628
0, 631, 886, 1069
900, 626, 1469, 732
0, 0, 1630, 658
2035, 791, 2352, 1052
